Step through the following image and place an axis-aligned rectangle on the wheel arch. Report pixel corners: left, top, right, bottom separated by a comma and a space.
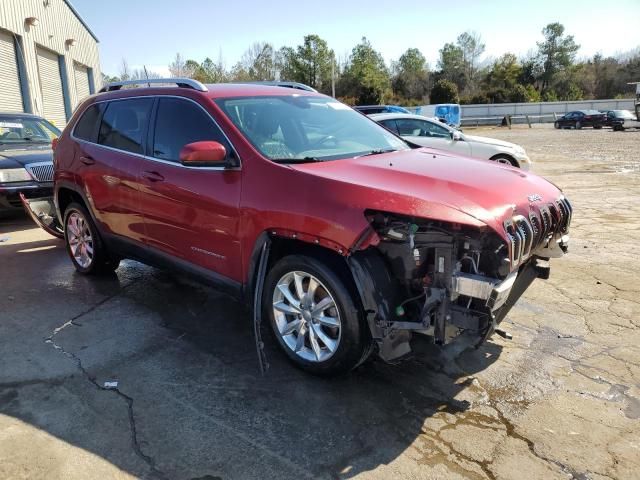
54, 182, 93, 224
245, 232, 359, 308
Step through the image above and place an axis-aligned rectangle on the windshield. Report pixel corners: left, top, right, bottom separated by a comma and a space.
215, 96, 409, 163
0, 116, 61, 145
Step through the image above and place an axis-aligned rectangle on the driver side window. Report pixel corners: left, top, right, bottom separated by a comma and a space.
396, 119, 426, 136
422, 120, 450, 138
153, 97, 231, 163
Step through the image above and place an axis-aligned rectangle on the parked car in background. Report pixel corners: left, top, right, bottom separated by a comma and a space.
371, 113, 531, 169
0, 112, 63, 235
604, 110, 640, 131
354, 105, 411, 115
52, 78, 570, 375
554, 110, 605, 129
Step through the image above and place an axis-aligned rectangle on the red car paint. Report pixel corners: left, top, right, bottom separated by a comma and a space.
54, 85, 564, 286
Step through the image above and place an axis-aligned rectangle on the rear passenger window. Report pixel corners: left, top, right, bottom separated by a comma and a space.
152, 97, 230, 162
98, 98, 153, 154
74, 103, 104, 142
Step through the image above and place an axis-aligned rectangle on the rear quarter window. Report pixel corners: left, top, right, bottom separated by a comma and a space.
73, 103, 104, 142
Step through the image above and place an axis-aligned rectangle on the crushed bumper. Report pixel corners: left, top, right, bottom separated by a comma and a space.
19, 192, 64, 239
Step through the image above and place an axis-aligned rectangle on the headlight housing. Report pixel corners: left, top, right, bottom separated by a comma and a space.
0, 168, 32, 183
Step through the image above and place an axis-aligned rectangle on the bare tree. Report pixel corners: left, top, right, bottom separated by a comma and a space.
119, 58, 131, 81
456, 31, 485, 90
168, 53, 193, 77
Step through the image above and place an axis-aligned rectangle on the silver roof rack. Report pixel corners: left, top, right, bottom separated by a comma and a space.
99, 78, 208, 93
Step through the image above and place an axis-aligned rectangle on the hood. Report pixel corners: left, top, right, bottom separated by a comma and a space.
0, 144, 53, 168
290, 148, 562, 236
463, 134, 519, 150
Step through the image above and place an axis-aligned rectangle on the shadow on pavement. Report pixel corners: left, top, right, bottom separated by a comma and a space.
0, 238, 504, 479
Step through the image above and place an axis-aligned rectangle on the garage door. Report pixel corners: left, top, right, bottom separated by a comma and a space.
36, 46, 67, 128
0, 30, 23, 112
74, 62, 90, 107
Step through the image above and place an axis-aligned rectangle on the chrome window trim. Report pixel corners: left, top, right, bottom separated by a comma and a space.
70, 95, 242, 171
25, 161, 53, 168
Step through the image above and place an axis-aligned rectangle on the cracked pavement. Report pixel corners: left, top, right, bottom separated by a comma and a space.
1, 124, 639, 479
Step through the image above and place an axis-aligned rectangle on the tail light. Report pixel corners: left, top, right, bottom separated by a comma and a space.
51, 137, 59, 169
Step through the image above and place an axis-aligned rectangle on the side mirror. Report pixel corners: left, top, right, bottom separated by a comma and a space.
179, 141, 227, 167
451, 130, 462, 141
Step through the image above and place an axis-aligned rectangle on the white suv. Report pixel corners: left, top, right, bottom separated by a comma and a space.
371, 113, 531, 170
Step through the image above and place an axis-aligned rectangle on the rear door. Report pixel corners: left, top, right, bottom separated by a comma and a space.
137, 96, 242, 282
74, 97, 152, 242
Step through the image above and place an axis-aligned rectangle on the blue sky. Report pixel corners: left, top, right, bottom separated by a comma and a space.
71, 0, 640, 77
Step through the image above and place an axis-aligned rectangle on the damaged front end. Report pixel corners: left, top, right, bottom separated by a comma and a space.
349, 201, 571, 362
19, 192, 64, 239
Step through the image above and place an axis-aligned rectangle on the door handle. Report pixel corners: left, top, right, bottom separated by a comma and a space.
142, 171, 165, 182
79, 155, 95, 165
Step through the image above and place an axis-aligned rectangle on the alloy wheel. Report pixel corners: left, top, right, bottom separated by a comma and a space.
272, 270, 341, 363
495, 157, 512, 165
66, 211, 94, 268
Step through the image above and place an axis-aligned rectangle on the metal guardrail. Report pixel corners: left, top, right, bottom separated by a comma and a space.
461, 113, 562, 128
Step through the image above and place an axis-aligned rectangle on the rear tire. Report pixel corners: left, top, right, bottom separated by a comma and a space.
594, 125, 602, 129
63, 202, 120, 275
263, 254, 372, 376
575, 120, 582, 129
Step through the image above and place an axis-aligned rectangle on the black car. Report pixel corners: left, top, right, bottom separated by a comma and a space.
0, 112, 63, 235
554, 110, 605, 129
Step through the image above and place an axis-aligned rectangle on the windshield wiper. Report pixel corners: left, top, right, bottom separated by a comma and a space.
357, 148, 398, 158
272, 157, 323, 164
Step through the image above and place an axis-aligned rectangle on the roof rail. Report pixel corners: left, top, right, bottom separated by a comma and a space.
98, 78, 208, 93
240, 81, 318, 93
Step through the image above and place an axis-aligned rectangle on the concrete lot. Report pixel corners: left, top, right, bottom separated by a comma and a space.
1, 125, 639, 480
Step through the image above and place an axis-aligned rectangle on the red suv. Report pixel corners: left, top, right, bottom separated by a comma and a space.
53, 79, 571, 375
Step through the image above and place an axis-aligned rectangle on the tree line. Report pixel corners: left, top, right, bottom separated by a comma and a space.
105, 23, 640, 106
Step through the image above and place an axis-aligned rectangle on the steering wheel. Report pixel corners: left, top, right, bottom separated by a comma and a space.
308, 135, 336, 148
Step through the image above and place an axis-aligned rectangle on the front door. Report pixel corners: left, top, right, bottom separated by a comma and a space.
398, 118, 472, 157
137, 96, 242, 282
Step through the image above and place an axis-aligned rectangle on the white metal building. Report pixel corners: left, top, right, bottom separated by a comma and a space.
0, 0, 101, 127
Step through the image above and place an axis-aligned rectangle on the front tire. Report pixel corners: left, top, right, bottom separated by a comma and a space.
575, 120, 582, 129
554, 121, 560, 129
263, 254, 371, 375
64, 202, 120, 274
491, 154, 519, 168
